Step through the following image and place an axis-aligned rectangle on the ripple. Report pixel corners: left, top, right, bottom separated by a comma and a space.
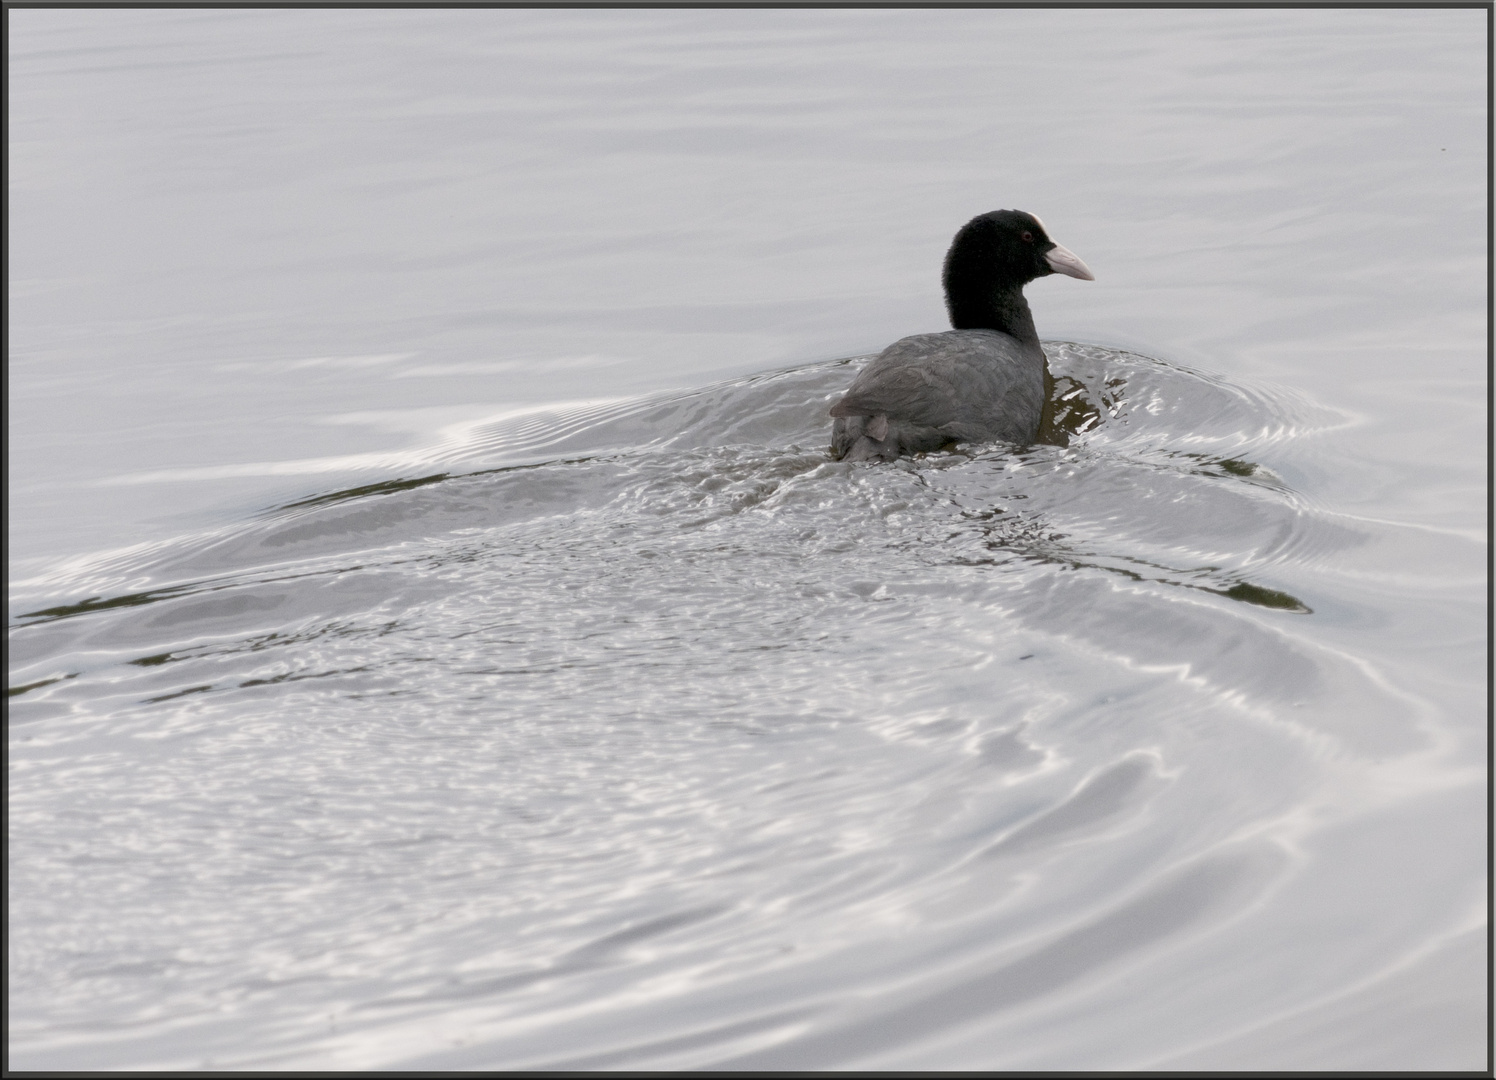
7, 342, 1447, 1071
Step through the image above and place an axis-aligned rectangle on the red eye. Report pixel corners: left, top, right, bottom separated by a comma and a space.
1021, 231, 1034, 242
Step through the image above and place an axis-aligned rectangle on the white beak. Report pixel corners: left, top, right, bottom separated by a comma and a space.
1045, 243, 1095, 281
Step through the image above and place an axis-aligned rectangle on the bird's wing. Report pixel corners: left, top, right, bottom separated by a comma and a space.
830, 332, 1028, 433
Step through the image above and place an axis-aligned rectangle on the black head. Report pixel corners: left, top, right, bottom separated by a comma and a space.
942, 210, 1092, 333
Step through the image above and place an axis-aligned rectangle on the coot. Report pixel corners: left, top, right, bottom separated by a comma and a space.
829, 210, 1093, 461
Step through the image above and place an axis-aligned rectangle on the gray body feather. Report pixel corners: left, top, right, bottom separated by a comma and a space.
829, 330, 1046, 462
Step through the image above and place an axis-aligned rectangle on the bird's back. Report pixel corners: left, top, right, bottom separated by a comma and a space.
830, 330, 1046, 455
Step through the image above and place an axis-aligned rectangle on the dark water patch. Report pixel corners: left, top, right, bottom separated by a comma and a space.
939, 499, 1313, 616
275, 472, 455, 511
7, 673, 77, 697
1047, 370, 1127, 444
17, 584, 202, 624
144, 684, 213, 704
239, 666, 371, 689
1214, 581, 1312, 613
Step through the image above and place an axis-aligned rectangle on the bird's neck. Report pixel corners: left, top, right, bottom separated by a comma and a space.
946, 282, 1039, 345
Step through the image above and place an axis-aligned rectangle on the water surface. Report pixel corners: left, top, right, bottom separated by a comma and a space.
8, 8, 1487, 1070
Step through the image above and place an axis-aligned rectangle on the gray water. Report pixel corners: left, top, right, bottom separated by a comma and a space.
8, 8, 1488, 1071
